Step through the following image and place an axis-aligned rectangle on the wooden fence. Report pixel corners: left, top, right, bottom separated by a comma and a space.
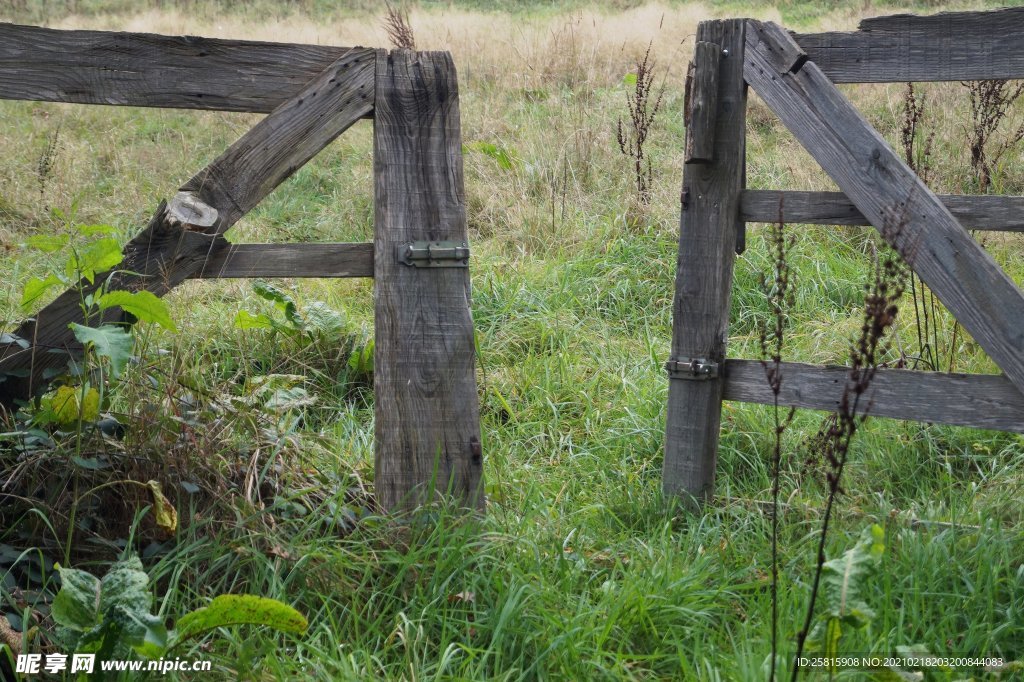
666, 8, 1024, 502
0, 24, 483, 512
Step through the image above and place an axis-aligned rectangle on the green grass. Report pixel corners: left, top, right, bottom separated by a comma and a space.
2, 1, 1024, 680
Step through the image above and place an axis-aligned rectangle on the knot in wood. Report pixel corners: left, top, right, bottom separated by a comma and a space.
166, 191, 219, 232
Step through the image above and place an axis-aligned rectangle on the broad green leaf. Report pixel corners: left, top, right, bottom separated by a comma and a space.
807, 524, 885, 658
264, 387, 316, 411
0, 332, 29, 349
73, 455, 110, 470
51, 566, 101, 631
53, 557, 163, 662
624, 72, 638, 86
78, 224, 117, 236
97, 290, 177, 332
822, 523, 884, 627
70, 324, 133, 378
252, 281, 300, 327
147, 480, 178, 534
234, 310, 274, 330
99, 556, 151, 616
301, 302, 344, 334
124, 610, 168, 659
20, 274, 64, 309
348, 340, 374, 374
24, 234, 69, 252
171, 595, 307, 648
67, 238, 123, 283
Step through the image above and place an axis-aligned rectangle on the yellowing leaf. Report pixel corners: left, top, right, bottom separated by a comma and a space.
51, 386, 80, 427
79, 387, 100, 422
171, 595, 307, 649
147, 480, 178, 534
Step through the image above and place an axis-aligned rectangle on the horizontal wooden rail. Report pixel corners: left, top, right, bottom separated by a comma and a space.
722, 360, 1024, 433
189, 243, 373, 278
741, 190, 1024, 232
0, 23, 374, 114
795, 8, 1024, 83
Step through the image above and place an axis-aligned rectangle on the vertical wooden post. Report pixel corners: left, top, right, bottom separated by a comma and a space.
372, 50, 484, 512
664, 20, 746, 504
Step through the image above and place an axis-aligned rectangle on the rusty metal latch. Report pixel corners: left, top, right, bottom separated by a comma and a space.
397, 241, 470, 268
665, 357, 719, 381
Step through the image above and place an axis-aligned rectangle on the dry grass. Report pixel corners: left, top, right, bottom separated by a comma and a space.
1, 3, 1023, 679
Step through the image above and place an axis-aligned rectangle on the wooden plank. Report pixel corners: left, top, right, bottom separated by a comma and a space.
685, 41, 720, 164
751, 20, 807, 75
795, 7, 1024, 83
188, 243, 373, 278
664, 20, 747, 505
0, 22, 374, 114
741, 190, 1024, 232
0, 48, 375, 407
744, 21, 1024, 399
722, 360, 1024, 434
373, 49, 483, 512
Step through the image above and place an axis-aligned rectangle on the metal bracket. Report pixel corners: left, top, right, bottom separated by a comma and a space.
665, 357, 719, 381
397, 240, 470, 268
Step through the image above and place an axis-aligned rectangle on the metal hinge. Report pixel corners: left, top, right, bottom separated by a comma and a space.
397, 241, 470, 268
665, 357, 719, 381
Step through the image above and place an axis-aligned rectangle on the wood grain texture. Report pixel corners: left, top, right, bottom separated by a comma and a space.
741, 190, 1024, 232
0, 48, 375, 406
685, 41, 720, 164
664, 20, 746, 504
373, 49, 483, 512
795, 7, 1024, 83
750, 20, 807, 74
190, 243, 373, 278
744, 20, 1024, 398
722, 360, 1024, 433
0, 22, 374, 114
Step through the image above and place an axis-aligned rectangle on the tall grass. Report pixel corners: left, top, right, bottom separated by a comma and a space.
1, 2, 1023, 680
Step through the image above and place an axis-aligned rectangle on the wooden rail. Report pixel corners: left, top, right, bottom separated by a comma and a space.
191, 243, 374, 279
0, 23, 374, 114
723, 361, 1024, 434
795, 7, 1024, 83
741, 190, 1024, 232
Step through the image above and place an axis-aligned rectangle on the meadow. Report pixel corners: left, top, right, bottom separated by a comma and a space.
1, 1, 1023, 679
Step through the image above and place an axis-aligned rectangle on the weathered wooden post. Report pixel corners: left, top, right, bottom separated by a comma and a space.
663, 20, 746, 504
372, 49, 484, 512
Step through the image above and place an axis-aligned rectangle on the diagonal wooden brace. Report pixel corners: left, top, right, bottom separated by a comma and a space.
743, 20, 1024, 398
0, 47, 376, 407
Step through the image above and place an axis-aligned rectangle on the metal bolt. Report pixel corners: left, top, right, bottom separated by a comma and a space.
722, 48, 730, 56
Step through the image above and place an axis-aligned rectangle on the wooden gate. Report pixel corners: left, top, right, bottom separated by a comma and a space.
665, 8, 1024, 502
0, 24, 483, 512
